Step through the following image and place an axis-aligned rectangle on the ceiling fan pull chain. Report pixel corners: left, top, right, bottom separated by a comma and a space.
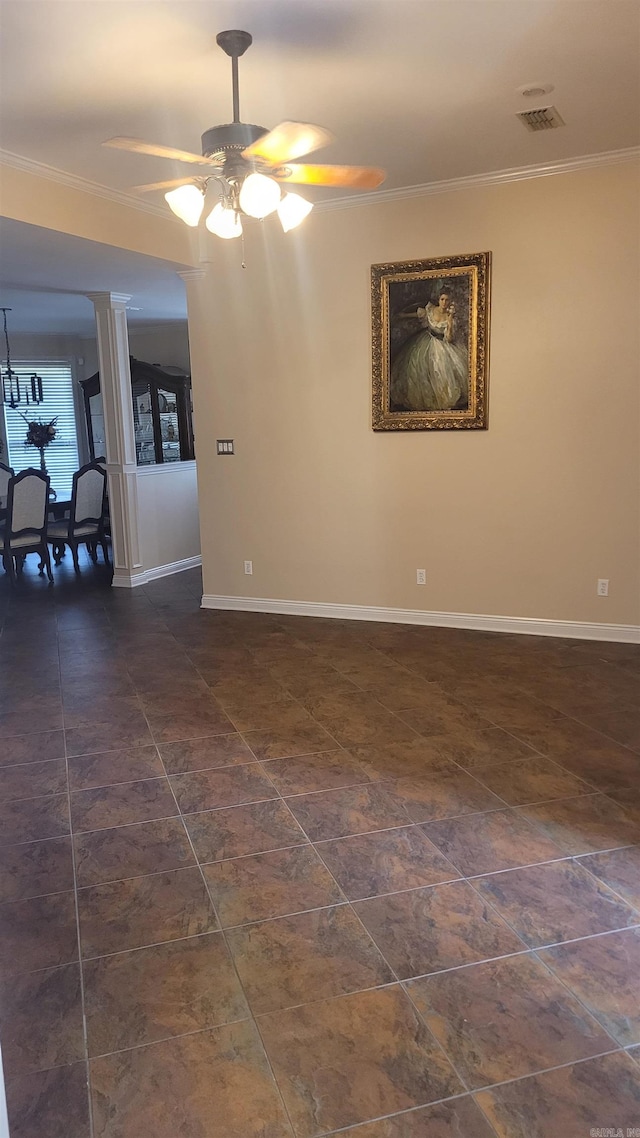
240, 227, 247, 270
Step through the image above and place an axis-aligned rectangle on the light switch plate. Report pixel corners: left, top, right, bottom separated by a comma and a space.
217, 439, 234, 455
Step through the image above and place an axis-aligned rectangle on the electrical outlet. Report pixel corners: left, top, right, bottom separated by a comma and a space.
244, 560, 253, 575
416, 568, 426, 585
597, 578, 609, 597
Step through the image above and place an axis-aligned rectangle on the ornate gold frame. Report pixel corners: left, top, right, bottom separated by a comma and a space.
371, 251, 491, 431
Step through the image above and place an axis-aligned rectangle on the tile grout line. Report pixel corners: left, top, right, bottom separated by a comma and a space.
462, 863, 639, 971
468, 1042, 625, 1098
151, 631, 471, 1125
4, 787, 633, 937
3, 600, 633, 1133
11, 912, 640, 984
236, 627, 496, 1105
59, 627, 96, 1138
7, 731, 635, 821
226, 665, 640, 860
148, 729, 300, 1138
218, 641, 640, 838
217, 735, 486, 1106
355, 935, 476, 1103
315, 1089, 501, 1138
4, 753, 639, 913
234, 668, 639, 1101
327, 628, 640, 760
529, 946, 628, 1053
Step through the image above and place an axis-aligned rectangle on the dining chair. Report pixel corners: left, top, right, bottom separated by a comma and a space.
0, 460, 15, 537
0, 460, 14, 503
94, 456, 111, 540
2, 468, 53, 584
47, 459, 109, 571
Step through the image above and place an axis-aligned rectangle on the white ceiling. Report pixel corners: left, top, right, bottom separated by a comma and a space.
0, 0, 638, 333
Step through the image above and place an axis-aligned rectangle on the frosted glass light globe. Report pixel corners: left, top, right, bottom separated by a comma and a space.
164, 185, 205, 227
205, 203, 243, 239
238, 173, 281, 219
277, 192, 313, 232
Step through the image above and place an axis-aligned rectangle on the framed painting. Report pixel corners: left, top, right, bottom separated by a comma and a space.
371, 251, 491, 431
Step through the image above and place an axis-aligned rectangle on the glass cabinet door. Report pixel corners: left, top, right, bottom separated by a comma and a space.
157, 387, 181, 464
133, 381, 155, 465
88, 393, 106, 456
81, 360, 194, 466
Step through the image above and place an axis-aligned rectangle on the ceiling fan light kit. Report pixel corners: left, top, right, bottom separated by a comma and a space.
238, 172, 282, 219
165, 184, 206, 227
205, 201, 243, 240
277, 192, 314, 233
104, 29, 385, 240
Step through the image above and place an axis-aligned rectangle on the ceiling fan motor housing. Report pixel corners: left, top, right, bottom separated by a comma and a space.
201, 122, 268, 161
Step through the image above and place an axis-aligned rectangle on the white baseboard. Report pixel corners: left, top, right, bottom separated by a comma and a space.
200, 594, 640, 644
112, 555, 202, 588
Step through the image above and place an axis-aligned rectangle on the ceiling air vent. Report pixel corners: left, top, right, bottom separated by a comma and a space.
517, 106, 565, 132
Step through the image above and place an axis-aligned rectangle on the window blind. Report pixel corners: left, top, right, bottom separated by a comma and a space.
3, 363, 80, 499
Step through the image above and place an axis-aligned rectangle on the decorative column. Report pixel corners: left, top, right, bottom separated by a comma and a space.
87, 292, 142, 587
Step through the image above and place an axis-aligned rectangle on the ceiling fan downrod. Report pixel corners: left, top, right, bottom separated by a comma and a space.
216, 30, 253, 124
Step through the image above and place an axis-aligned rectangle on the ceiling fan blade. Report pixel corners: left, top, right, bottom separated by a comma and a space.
276, 163, 386, 189
103, 137, 212, 166
242, 121, 334, 164
131, 177, 200, 194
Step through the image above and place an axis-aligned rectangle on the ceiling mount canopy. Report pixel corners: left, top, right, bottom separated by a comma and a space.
103, 29, 385, 239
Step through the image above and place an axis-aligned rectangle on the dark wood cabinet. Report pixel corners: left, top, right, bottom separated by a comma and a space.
80, 358, 194, 466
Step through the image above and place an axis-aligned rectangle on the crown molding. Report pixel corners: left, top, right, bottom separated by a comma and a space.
177, 269, 207, 282
1, 144, 638, 222
0, 148, 169, 218
86, 292, 131, 307
315, 146, 640, 212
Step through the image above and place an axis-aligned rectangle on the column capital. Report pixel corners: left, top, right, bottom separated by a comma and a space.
86, 292, 132, 309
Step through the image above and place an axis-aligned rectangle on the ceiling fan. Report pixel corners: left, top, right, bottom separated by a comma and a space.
103, 30, 386, 238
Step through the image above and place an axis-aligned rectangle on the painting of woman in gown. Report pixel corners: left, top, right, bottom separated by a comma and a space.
389, 287, 469, 412
371, 252, 491, 431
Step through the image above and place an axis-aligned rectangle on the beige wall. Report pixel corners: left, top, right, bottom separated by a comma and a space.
5, 146, 634, 621
0, 163, 197, 265
186, 162, 640, 627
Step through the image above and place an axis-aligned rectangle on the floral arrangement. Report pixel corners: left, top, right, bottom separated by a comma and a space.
22, 416, 57, 450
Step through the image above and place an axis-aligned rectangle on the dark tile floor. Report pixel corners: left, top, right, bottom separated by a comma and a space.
1, 552, 639, 1137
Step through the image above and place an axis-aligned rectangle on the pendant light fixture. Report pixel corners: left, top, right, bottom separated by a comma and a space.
1, 308, 45, 409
